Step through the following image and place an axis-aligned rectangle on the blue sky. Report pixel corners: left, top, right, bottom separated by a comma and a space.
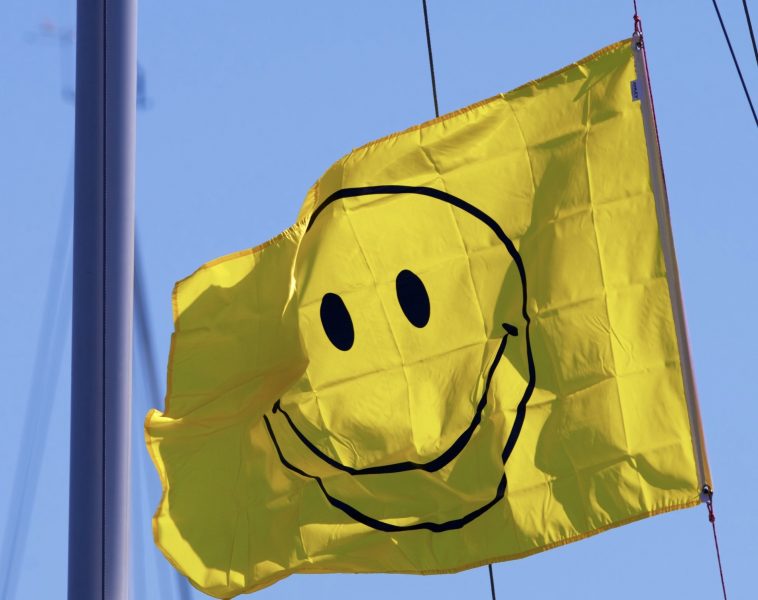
1, 1, 757, 598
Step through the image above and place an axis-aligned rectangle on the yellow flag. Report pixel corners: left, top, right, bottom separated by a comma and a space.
146, 38, 710, 597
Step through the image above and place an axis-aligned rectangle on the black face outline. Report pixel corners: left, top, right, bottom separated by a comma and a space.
264, 185, 536, 532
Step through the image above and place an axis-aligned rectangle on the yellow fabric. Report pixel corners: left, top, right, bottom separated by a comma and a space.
146, 39, 706, 598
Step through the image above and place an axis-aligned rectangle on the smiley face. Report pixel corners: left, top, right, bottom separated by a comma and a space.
264, 186, 535, 532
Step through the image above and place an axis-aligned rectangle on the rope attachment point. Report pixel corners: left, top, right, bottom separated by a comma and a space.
633, 1, 644, 47
633, 2, 642, 35
702, 485, 727, 599
703, 484, 715, 520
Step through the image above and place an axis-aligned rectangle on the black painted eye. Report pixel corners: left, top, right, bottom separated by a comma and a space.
396, 269, 430, 328
320, 293, 354, 351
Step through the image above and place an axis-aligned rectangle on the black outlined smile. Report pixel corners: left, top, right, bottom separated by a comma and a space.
263, 185, 536, 533
269, 321, 518, 476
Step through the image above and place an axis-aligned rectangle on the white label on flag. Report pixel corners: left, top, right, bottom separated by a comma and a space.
631, 80, 640, 101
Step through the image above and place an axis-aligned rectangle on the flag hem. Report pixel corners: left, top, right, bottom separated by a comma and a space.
166, 497, 702, 598
349, 38, 635, 156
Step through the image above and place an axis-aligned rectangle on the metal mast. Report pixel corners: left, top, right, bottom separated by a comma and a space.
68, 0, 137, 598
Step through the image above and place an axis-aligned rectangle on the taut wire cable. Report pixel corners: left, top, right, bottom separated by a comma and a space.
635, 4, 729, 597
134, 241, 194, 600
0, 155, 73, 600
487, 564, 497, 600
419, 4, 494, 597
710, 0, 758, 126
421, 0, 440, 118
742, 0, 758, 67
704, 486, 728, 600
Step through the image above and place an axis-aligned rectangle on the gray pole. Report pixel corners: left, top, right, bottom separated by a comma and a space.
68, 0, 137, 598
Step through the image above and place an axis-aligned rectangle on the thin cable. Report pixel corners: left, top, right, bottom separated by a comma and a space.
711, 0, 758, 126
421, 0, 439, 117
704, 487, 728, 599
421, 3, 499, 592
634, 26, 727, 600
487, 564, 497, 600
742, 0, 758, 67
0, 156, 73, 600
134, 243, 162, 406
134, 240, 194, 600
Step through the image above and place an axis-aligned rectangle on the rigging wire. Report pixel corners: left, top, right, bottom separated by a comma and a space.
421, 0, 440, 118
487, 564, 497, 600
422, 3, 499, 597
134, 240, 194, 600
0, 157, 73, 600
420, 3, 493, 597
131, 284, 174, 600
742, 0, 758, 67
636, 3, 730, 595
710, 0, 758, 126
704, 487, 728, 600
130, 384, 152, 600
